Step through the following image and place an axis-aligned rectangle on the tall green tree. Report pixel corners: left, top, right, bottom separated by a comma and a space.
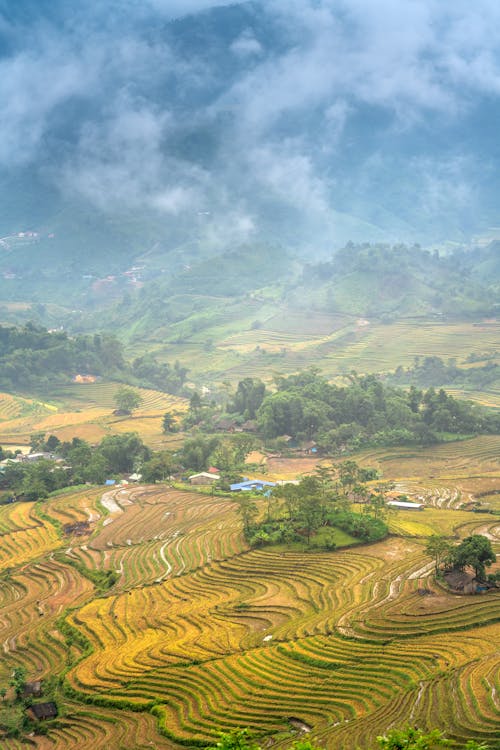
235, 495, 258, 534
113, 387, 143, 414
230, 378, 267, 419
214, 729, 259, 750
448, 535, 496, 580
425, 535, 452, 573
99, 433, 150, 473
162, 411, 179, 433
9, 667, 27, 701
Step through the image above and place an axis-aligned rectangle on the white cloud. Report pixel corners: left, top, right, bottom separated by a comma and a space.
1, 0, 499, 244
230, 30, 263, 57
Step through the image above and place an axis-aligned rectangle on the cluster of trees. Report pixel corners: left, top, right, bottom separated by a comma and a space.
113, 386, 143, 414
250, 370, 499, 450
0, 426, 259, 501
238, 463, 388, 549
0, 433, 152, 498
228, 377, 267, 420
389, 356, 499, 390
162, 369, 499, 459
154, 368, 500, 468
0, 323, 189, 396
131, 354, 188, 394
0, 323, 125, 391
211, 726, 489, 750
426, 534, 496, 582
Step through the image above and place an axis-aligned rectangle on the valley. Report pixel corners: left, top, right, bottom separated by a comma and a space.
1, 2, 500, 746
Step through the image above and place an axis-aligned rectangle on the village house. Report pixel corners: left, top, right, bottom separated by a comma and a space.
23, 681, 42, 698
189, 472, 220, 485
26, 702, 58, 721
230, 479, 276, 492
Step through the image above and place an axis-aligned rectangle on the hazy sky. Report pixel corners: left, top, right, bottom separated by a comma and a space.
1, 0, 499, 246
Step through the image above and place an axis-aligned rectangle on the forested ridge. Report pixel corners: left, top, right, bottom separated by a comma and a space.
0, 323, 187, 395
0, 323, 124, 390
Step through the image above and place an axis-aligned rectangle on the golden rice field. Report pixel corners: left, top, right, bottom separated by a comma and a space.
0, 435, 499, 750
0, 382, 188, 449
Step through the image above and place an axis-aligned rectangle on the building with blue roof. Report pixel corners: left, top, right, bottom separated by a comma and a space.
230, 479, 276, 492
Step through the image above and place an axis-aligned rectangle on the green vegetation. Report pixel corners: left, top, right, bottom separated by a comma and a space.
447, 535, 496, 581
296, 243, 499, 318
244, 465, 388, 548
210, 727, 488, 750
113, 385, 143, 414
0, 433, 151, 498
426, 534, 496, 582
0, 323, 125, 392
389, 356, 499, 390
131, 354, 188, 394
254, 370, 499, 451
0, 322, 189, 396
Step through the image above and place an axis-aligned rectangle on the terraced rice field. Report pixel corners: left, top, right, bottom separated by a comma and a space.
0, 383, 188, 448
317, 319, 500, 375
0, 441, 499, 750
158, 315, 500, 386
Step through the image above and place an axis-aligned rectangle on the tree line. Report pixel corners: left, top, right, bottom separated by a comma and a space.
388, 355, 498, 390
221, 370, 500, 452
0, 322, 188, 395
212, 726, 489, 750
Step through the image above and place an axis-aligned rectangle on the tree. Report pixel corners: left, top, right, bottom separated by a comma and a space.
364, 489, 388, 519
230, 378, 267, 419
448, 535, 496, 581
299, 492, 322, 544
29, 431, 46, 452
141, 452, 178, 483
425, 535, 452, 573
377, 727, 450, 750
338, 460, 361, 493
9, 667, 27, 701
180, 435, 219, 473
214, 729, 259, 750
45, 434, 61, 452
99, 433, 150, 473
189, 392, 202, 412
162, 411, 179, 433
81, 453, 108, 484
113, 386, 142, 414
235, 495, 258, 535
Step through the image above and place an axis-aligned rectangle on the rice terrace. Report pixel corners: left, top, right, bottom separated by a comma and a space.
0, 428, 499, 749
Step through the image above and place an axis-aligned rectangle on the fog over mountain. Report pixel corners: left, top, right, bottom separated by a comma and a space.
1, 0, 500, 268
